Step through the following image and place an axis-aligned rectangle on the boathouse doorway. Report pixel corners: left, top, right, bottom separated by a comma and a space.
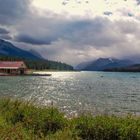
20, 69, 25, 75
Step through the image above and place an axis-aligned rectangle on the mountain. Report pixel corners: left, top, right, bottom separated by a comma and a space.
0, 39, 74, 71
76, 61, 92, 70
76, 58, 134, 71
0, 39, 42, 59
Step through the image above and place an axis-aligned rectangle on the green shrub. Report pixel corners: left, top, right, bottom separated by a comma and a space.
0, 99, 67, 137
119, 116, 140, 140
74, 115, 140, 140
0, 98, 140, 140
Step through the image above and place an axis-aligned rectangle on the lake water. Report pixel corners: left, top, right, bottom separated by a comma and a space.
0, 71, 140, 117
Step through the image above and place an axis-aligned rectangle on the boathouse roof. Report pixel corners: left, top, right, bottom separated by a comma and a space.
0, 61, 27, 69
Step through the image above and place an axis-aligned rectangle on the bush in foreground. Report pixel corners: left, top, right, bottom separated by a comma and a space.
74, 115, 140, 140
0, 99, 69, 139
0, 98, 140, 140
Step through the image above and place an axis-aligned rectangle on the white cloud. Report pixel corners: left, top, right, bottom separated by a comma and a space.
32, 0, 140, 20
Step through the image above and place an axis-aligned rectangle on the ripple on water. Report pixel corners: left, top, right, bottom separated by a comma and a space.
0, 72, 140, 116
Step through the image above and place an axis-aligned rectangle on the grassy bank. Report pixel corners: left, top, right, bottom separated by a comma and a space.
0, 99, 140, 140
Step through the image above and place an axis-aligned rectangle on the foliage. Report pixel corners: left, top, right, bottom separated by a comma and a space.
0, 98, 140, 140
74, 115, 140, 140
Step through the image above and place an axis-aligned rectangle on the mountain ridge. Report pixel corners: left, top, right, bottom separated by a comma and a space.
76, 58, 135, 71
0, 39, 42, 59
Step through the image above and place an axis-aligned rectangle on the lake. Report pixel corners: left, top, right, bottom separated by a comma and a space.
0, 71, 140, 117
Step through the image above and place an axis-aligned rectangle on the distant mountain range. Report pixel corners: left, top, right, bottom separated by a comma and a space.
0, 39, 42, 59
1, 38, 139, 72
76, 58, 135, 71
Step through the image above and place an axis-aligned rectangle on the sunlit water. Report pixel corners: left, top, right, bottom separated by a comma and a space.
0, 71, 140, 117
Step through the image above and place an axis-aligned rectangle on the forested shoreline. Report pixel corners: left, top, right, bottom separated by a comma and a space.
0, 55, 74, 71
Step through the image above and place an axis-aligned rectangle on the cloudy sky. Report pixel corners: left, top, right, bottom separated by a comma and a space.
0, 0, 140, 66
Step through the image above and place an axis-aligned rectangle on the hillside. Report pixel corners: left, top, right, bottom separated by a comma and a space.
0, 39, 41, 59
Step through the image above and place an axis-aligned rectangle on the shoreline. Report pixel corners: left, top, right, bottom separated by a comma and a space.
0, 72, 52, 76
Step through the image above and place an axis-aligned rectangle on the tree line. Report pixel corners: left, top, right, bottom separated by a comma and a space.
0, 55, 74, 71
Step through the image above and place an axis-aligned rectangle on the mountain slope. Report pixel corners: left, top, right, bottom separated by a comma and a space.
76, 58, 134, 71
0, 39, 41, 59
0, 39, 74, 70
76, 61, 92, 70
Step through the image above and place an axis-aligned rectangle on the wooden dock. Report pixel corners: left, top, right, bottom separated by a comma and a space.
0, 73, 52, 76
27, 73, 52, 76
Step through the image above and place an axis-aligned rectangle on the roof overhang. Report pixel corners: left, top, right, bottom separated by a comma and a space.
0, 67, 25, 69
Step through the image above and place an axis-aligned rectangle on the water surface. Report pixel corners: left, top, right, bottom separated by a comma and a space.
0, 71, 140, 116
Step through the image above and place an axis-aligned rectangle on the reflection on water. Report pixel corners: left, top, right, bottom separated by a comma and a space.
0, 71, 140, 117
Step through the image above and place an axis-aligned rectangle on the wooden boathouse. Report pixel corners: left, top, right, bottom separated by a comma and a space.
0, 61, 27, 75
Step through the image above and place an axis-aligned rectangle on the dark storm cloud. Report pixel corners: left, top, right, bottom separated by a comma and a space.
15, 16, 121, 47
0, 28, 9, 34
103, 11, 113, 16
136, 0, 140, 5
58, 17, 123, 48
0, 0, 31, 25
15, 34, 53, 45
0, 27, 11, 40
0, 34, 12, 40
128, 13, 134, 17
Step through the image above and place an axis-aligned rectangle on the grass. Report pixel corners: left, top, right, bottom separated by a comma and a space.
0, 98, 140, 140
